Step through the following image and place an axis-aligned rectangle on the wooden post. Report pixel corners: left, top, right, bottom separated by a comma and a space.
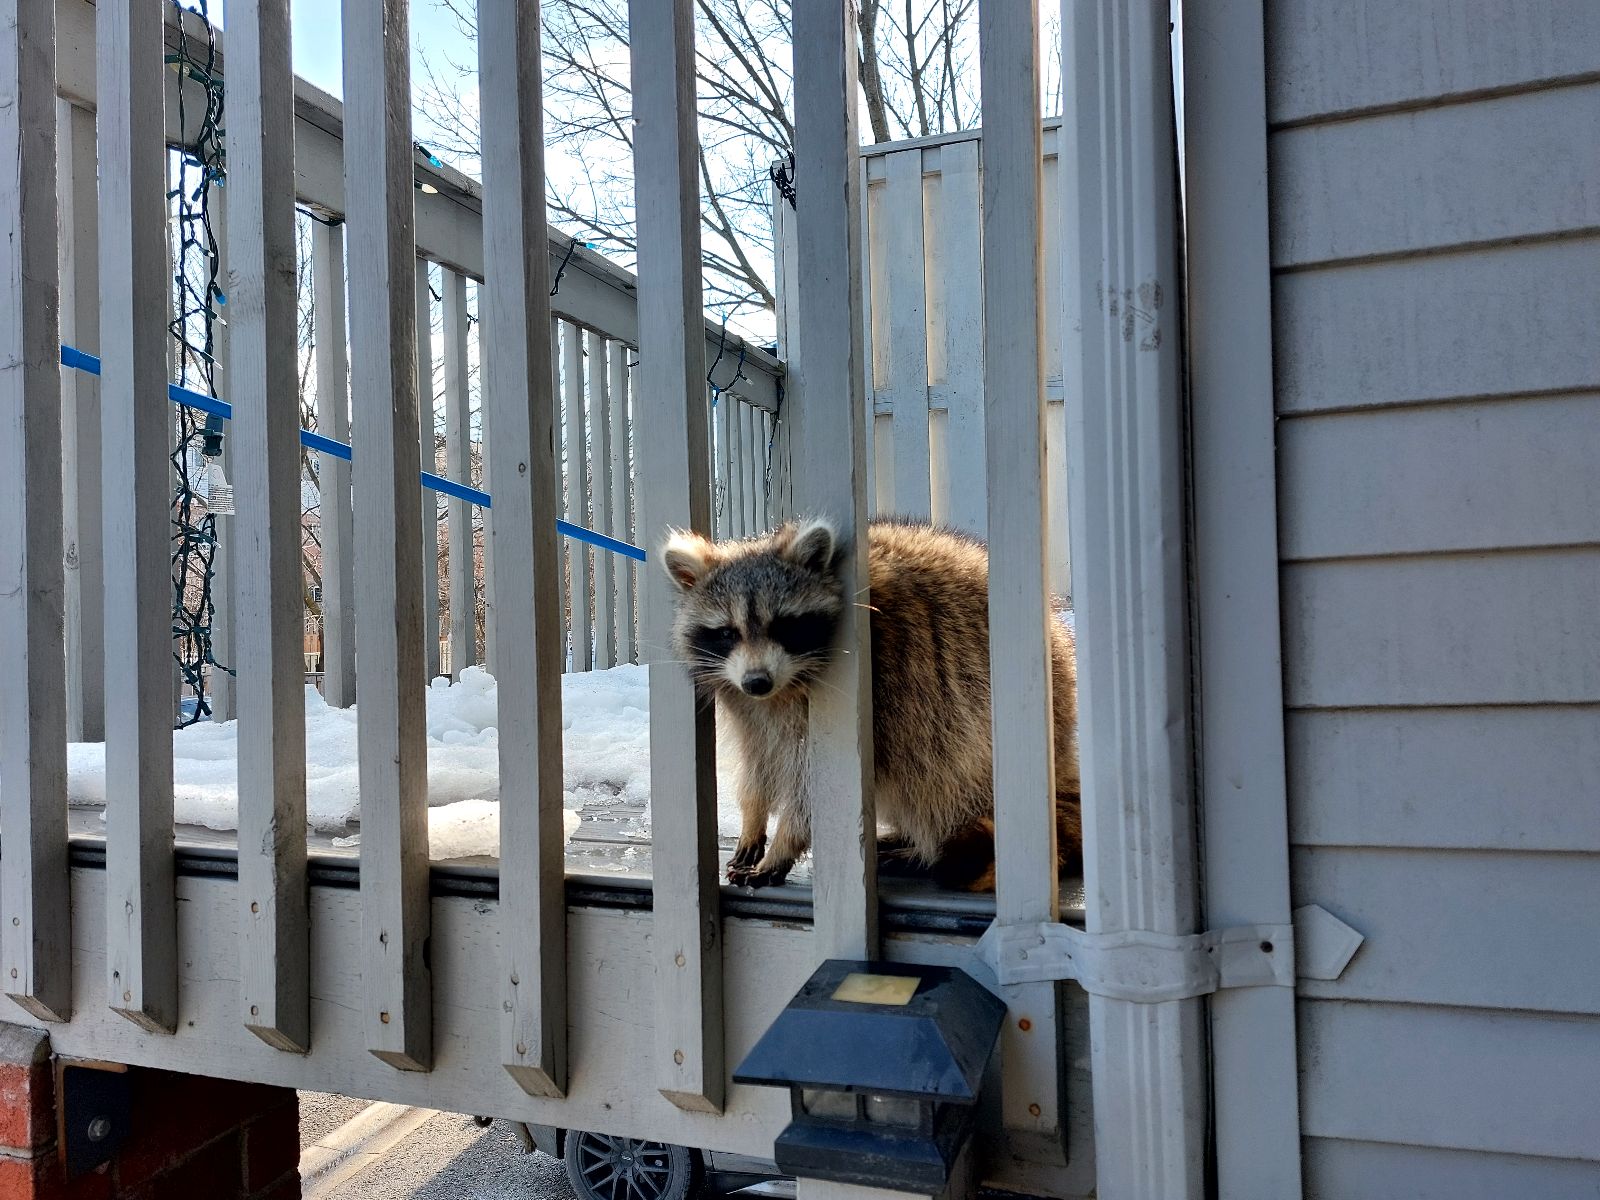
1063, 1, 1206, 1194
342, 0, 432, 1072
589, 331, 615, 669
885, 149, 930, 519
416, 261, 441, 680
628, 0, 723, 1114
443, 268, 475, 678
715, 388, 732, 539
977, 0, 1067, 1164
608, 340, 634, 664
562, 321, 591, 670
1183, 1, 1304, 1194
2, 0, 71, 1023
98, 0, 177, 1034
57, 99, 106, 744
478, 0, 567, 1098
226, 0, 310, 1053
314, 219, 356, 708
792, 0, 877, 960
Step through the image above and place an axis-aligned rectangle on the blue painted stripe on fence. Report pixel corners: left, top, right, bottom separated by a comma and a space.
59, 343, 646, 561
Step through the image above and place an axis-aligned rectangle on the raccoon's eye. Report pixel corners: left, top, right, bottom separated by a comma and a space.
691, 624, 741, 657
767, 611, 836, 657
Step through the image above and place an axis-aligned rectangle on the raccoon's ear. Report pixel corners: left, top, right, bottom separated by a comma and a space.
661, 530, 717, 591
782, 517, 839, 575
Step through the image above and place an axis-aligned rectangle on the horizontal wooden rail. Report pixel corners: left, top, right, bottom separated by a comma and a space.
56, 343, 645, 561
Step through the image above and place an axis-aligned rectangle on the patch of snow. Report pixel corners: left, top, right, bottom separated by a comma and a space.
60, 664, 745, 860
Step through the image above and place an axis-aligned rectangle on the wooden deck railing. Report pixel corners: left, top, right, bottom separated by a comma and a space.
1, 0, 1116, 1194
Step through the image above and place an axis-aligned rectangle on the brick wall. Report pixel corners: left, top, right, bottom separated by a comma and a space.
0, 1023, 299, 1200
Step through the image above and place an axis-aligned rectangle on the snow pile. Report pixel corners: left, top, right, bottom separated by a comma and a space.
61, 664, 744, 861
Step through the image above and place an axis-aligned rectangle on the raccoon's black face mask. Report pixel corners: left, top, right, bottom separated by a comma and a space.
660, 519, 845, 700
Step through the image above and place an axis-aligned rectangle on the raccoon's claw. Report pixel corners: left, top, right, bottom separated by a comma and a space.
875, 836, 926, 878
729, 858, 793, 889
727, 835, 768, 876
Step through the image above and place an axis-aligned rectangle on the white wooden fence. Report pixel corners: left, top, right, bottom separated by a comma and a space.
0, 0, 1202, 1196
777, 121, 1073, 601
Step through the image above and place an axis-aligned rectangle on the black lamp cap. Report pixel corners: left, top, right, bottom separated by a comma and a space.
732, 959, 1006, 1104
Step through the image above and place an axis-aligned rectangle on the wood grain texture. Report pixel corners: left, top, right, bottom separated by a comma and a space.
56, 99, 104, 744
1292, 847, 1600, 1013
1279, 396, 1600, 560
225, 0, 310, 1053
1271, 84, 1600, 268
1266, 0, 1600, 126
629, 0, 723, 1112
97, 0, 177, 1035
791, 0, 877, 961
477, 0, 567, 1097
1282, 550, 1600, 708
1287, 705, 1600, 851
1, 0, 70, 1023
313, 220, 356, 708
443, 268, 475, 678
1298, 999, 1600, 1161
1274, 238, 1600, 415
341, 0, 432, 1071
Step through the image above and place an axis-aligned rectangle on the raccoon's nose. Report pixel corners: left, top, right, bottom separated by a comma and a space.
741, 671, 774, 697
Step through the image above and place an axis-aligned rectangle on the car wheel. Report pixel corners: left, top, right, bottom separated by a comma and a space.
562, 1130, 705, 1200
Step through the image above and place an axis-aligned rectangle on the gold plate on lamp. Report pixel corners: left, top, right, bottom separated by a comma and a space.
831, 972, 919, 1006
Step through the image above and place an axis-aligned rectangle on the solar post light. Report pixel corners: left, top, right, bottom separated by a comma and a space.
733, 960, 1007, 1195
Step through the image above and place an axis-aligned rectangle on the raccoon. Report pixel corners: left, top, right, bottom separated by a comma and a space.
661, 516, 1081, 891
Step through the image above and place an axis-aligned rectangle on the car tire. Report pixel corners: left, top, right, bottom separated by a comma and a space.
562, 1129, 705, 1200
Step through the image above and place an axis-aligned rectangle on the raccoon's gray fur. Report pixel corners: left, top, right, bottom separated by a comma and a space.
661, 516, 1081, 891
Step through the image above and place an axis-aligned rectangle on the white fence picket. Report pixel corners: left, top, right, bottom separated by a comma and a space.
628, 0, 724, 1113
342, 0, 432, 1071
416, 260, 441, 681
590, 330, 615, 669
791, 0, 877, 959
314, 219, 356, 708
98, 0, 177, 1033
2, 0, 71, 1023
226, 0, 309, 1053
208, 182, 237, 722
885, 148, 931, 519
443, 267, 475, 678
563, 321, 591, 671
978, 0, 1065, 1152
940, 138, 986, 538
57, 98, 106, 743
479, 0, 567, 1096
609, 340, 635, 664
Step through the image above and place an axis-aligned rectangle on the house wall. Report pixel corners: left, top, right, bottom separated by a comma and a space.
1266, 2, 1600, 1194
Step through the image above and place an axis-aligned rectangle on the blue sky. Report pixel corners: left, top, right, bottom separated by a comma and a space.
289, 0, 472, 102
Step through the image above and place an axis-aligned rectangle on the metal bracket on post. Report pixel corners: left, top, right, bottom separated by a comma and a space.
978, 905, 1363, 1001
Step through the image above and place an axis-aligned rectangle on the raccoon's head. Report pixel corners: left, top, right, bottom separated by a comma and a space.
661, 518, 845, 701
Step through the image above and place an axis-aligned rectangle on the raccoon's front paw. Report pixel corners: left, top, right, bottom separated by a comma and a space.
876, 835, 926, 878
730, 856, 794, 889
726, 834, 768, 880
